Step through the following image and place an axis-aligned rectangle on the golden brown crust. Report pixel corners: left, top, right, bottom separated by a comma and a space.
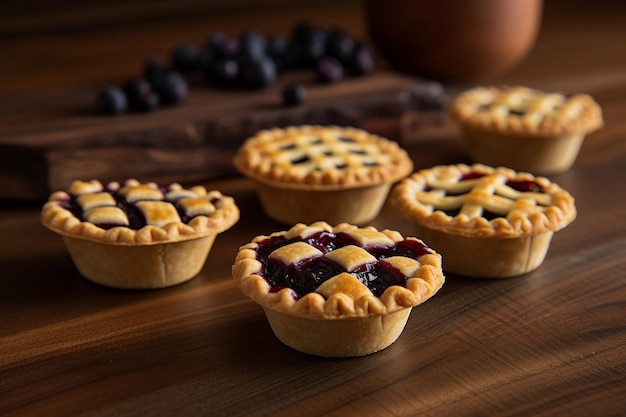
451, 86, 604, 138
389, 164, 576, 238
233, 125, 414, 190
232, 221, 445, 319
41, 179, 240, 246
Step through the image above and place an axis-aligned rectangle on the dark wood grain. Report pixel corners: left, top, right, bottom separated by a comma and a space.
0, 71, 446, 200
1, 1, 625, 416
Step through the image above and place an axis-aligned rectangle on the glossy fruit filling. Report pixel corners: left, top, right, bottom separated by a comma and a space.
255, 231, 432, 298
458, 171, 545, 193
57, 183, 222, 230
439, 172, 545, 218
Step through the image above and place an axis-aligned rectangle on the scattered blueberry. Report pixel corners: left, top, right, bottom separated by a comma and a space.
205, 32, 228, 50
282, 83, 306, 106
327, 29, 356, 65
143, 56, 168, 85
197, 33, 227, 71
97, 86, 128, 115
210, 57, 240, 87
96, 23, 374, 116
240, 56, 277, 90
265, 35, 288, 71
153, 71, 188, 104
217, 36, 239, 58
123, 78, 159, 112
239, 30, 266, 60
316, 56, 344, 83
350, 44, 375, 76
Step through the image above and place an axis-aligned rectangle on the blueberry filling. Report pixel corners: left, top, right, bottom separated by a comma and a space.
505, 179, 544, 193
291, 155, 310, 164
255, 231, 432, 298
59, 181, 222, 230
432, 172, 545, 218
459, 172, 486, 181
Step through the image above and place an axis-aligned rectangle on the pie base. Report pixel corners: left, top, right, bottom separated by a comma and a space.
255, 182, 392, 225
63, 234, 216, 289
463, 129, 586, 175
413, 224, 554, 278
263, 307, 412, 357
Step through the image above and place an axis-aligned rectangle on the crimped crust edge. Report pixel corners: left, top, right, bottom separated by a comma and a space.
389, 163, 577, 238
231, 221, 445, 319
450, 86, 604, 138
233, 125, 414, 190
41, 183, 240, 246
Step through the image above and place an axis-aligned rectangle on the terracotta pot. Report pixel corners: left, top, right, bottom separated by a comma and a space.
365, 0, 543, 82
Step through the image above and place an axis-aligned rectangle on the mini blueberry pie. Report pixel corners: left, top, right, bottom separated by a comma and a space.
451, 86, 603, 174
390, 164, 576, 278
233, 125, 413, 225
41, 179, 239, 289
232, 221, 444, 357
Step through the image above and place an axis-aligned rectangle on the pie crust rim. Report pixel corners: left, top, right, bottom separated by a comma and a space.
451, 85, 604, 138
389, 163, 577, 238
41, 179, 240, 246
233, 125, 414, 191
232, 221, 445, 319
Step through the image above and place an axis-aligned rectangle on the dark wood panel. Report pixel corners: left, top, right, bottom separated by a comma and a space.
0, 71, 446, 200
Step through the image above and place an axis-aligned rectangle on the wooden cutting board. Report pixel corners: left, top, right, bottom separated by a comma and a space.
0, 71, 447, 200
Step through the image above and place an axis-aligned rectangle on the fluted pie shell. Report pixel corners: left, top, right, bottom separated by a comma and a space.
232, 222, 445, 357
451, 86, 603, 174
233, 125, 413, 225
390, 164, 576, 278
41, 179, 240, 289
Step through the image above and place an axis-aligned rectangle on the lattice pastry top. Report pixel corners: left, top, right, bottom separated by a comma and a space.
41, 179, 240, 245
390, 164, 576, 238
232, 222, 444, 319
451, 86, 603, 137
233, 125, 413, 190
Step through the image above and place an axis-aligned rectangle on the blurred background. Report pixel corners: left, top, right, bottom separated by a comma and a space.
1, 0, 624, 93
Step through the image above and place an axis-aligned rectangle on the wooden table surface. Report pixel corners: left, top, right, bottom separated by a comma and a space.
1, 1, 625, 416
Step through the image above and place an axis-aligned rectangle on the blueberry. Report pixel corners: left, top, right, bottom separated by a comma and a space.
299, 38, 327, 67
282, 83, 306, 106
240, 56, 277, 90
135, 93, 159, 112
197, 46, 217, 72
97, 86, 127, 115
205, 32, 228, 50
327, 30, 356, 65
143, 56, 168, 85
316, 56, 344, 83
198, 33, 236, 72
171, 43, 200, 72
210, 57, 240, 87
217, 36, 240, 58
123, 78, 159, 112
288, 24, 328, 67
349, 44, 375, 76
152, 71, 188, 104
239, 30, 266, 60
265, 35, 288, 71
